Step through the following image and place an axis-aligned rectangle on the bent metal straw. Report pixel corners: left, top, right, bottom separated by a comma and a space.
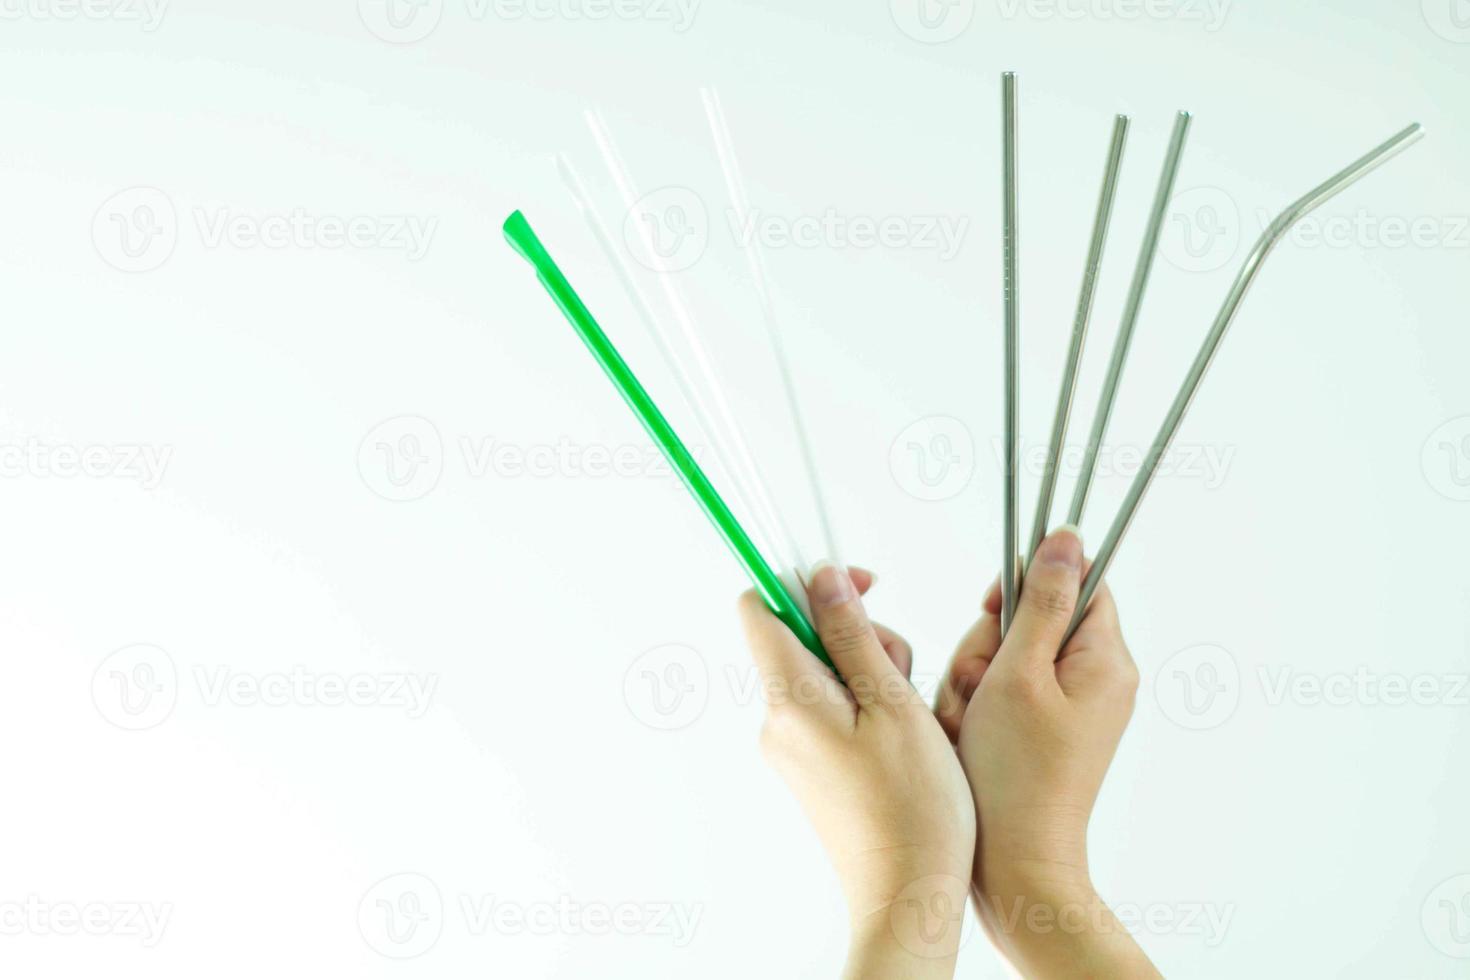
1063, 121, 1424, 642
503, 209, 832, 670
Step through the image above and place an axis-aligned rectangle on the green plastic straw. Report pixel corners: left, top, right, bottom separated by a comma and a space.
504, 210, 831, 670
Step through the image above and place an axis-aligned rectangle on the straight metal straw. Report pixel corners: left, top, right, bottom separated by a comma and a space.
700, 86, 842, 566
1063, 121, 1425, 642
1026, 114, 1130, 564
1066, 111, 1192, 527
1000, 71, 1021, 635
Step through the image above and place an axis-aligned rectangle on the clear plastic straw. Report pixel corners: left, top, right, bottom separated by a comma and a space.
583, 109, 812, 607
699, 86, 842, 566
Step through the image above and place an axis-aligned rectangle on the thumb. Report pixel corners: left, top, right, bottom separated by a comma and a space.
994, 526, 1084, 673
805, 561, 902, 697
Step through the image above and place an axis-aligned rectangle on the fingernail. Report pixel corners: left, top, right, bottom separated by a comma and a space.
1035, 525, 1083, 570
807, 560, 855, 607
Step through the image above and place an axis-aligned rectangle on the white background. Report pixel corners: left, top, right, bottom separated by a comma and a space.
1, 0, 1467, 976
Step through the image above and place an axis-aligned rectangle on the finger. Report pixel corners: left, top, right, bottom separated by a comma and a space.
993, 525, 1084, 675
737, 590, 842, 712
982, 575, 1001, 617
1063, 577, 1122, 656
935, 610, 999, 739
848, 566, 876, 596
872, 622, 913, 679
806, 561, 902, 698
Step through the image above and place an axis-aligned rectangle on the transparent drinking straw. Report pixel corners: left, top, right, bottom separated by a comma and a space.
700, 86, 842, 566
584, 108, 812, 609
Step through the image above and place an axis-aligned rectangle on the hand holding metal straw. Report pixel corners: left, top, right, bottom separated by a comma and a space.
1061, 121, 1424, 643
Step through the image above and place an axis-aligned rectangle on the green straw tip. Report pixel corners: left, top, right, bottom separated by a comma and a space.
503, 209, 549, 266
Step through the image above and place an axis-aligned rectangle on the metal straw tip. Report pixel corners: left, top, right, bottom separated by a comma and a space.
1176, 109, 1193, 120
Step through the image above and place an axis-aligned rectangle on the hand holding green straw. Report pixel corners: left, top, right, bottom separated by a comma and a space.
503, 209, 832, 670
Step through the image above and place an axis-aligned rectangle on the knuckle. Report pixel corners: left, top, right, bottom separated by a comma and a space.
823, 617, 873, 653
998, 665, 1047, 704
1024, 584, 1074, 621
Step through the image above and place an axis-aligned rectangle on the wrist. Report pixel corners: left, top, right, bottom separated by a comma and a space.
844, 869, 971, 979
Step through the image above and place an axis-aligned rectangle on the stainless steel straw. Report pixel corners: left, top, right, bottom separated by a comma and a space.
1026, 114, 1130, 564
1000, 71, 1021, 635
1066, 111, 1192, 527
1063, 121, 1425, 642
